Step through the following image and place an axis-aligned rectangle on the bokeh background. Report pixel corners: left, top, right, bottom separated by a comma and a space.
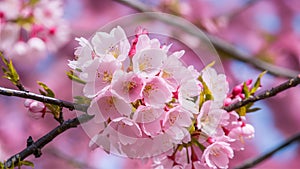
1, 0, 300, 168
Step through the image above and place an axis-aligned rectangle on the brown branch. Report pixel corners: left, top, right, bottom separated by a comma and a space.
224, 75, 300, 112
3, 114, 94, 168
234, 132, 300, 169
0, 86, 88, 112
114, 0, 300, 78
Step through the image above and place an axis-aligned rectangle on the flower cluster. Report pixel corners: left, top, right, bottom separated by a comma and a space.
69, 26, 255, 169
0, 0, 70, 59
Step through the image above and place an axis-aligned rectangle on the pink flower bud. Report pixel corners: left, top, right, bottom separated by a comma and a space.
232, 85, 242, 96
24, 99, 46, 114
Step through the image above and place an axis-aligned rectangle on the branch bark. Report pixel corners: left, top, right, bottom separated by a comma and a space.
114, 0, 300, 78
224, 75, 300, 112
3, 114, 94, 168
0, 87, 88, 112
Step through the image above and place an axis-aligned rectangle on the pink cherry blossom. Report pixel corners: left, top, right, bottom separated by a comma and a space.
109, 117, 142, 145
91, 26, 130, 62
142, 77, 172, 108
202, 67, 229, 108
82, 59, 121, 97
0, 0, 70, 59
202, 141, 234, 169
87, 91, 131, 122
68, 37, 95, 70
228, 123, 255, 151
133, 48, 167, 77
197, 101, 229, 137
178, 79, 201, 114
133, 106, 164, 137
111, 70, 145, 102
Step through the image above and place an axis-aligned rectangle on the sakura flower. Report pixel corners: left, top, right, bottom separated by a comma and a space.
111, 70, 145, 102
163, 106, 192, 143
81, 59, 121, 97
135, 34, 161, 51
202, 67, 229, 108
133, 106, 165, 137
87, 91, 131, 122
109, 117, 142, 145
197, 101, 229, 137
128, 26, 148, 57
202, 141, 234, 169
89, 130, 111, 152
91, 26, 130, 62
160, 50, 186, 89
142, 77, 172, 108
178, 79, 201, 114
133, 48, 167, 77
68, 37, 95, 70
0, 0, 70, 59
228, 123, 255, 151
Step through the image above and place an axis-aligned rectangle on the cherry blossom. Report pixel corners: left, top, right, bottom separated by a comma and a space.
91, 26, 130, 62
69, 26, 255, 168
202, 141, 234, 169
111, 70, 145, 103
0, 0, 70, 59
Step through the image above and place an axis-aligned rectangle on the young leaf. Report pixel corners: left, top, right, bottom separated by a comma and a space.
247, 107, 261, 113
198, 76, 214, 108
243, 82, 250, 99
66, 71, 86, 84
37, 81, 60, 118
237, 106, 247, 116
0, 52, 21, 86
73, 96, 91, 105
19, 160, 34, 168
37, 81, 55, 97
250, 71, 267, 94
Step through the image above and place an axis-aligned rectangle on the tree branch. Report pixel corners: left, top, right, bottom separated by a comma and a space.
114, 0, 300, 78
234, 132, 300, 169
3, 114, 94, 168
224, 75, 300, 112
0, 86, 88, 112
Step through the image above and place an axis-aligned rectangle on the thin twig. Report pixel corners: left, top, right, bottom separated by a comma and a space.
224, 75, 300, 112
234, 132, 300, 169
0, 86, 88, 112
114, 0, 300, 78
3, 114, 94, 168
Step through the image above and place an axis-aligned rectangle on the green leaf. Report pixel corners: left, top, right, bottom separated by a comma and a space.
28, 0, 40, 5
250, 71, 267, 94
243, 82, 250, 98
191, 138, 205, 151
73, 96, 91, 105
237, 106, 247, 116
0, 162, 4, 169
247, 107, 261, 113
66, 71, 86, 84
0, 52, 20, 86
19, 160, 34, 168
37, 81, 55, 97
37, 81, 60, 118
198, 76, 214, 108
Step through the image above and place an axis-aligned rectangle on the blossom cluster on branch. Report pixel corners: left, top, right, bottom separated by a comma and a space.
68, 26, 256, 169
0, 0, 69, 59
